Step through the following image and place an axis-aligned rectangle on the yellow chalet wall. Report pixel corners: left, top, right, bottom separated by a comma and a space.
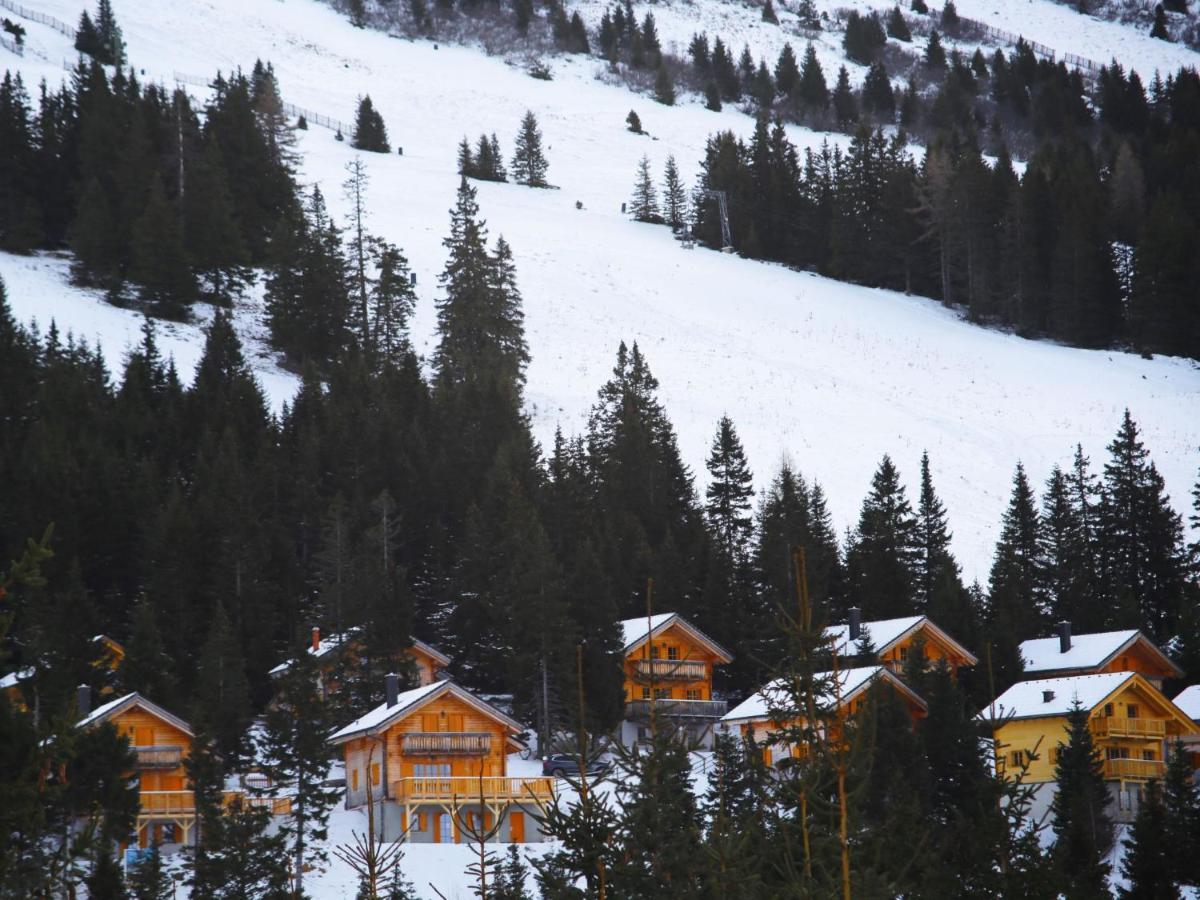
620, 614, 733, 705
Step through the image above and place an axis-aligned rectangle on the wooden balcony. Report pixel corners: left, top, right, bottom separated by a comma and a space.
1103, 758, 1165, 781
400, 733, 492, 755
1091, 718, 1167, 740
137, 790, 292, 816
625, 698, 728, 721
391, 776, 555, 805
134, 746, 184, 768
632, 659, 709, 682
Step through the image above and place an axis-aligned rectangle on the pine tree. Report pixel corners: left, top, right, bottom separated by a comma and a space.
654, 63, 676, 106
925, 29, 947, 69
798, 44, 829, 111
352, 96, 390, 153
845, 455, 919, 618
344, 157, 374, 345
120, 595, 177, 706
775, 43, 800, 99
701, 733, 769, 896
1041, 454, 1099, 630
630, 156, 661, 223
1097, 410, 1187, 638
75, 10, 100, 57
511, 111, 549, 187
94, 0, 125, 66
1163, 739, 1200, 887
1151, 4, 1170, 40
762, 0, 778, 23
259, 641, 342, 899
193, 601, 252, 767
661, 155, 688, 231
185, 136, 252, 306
1120, 779, 1178, 898
887, 5, 912, 41
1051, 700, 1113, 896
626, 109, 643, 133
862, 62, 896, 120
832, 66, 858, 127
492, 846, 533, 900
131, 174, 196, 320
250, 61, 297, 172
705, 416, 755, 565
127, 845, 171, 900
369, 241, 417, 366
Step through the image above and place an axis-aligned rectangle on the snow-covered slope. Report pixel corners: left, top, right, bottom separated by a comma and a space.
2, 0, 1199, 591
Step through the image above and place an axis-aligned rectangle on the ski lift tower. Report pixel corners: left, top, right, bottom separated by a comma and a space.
701, 189, 734, 253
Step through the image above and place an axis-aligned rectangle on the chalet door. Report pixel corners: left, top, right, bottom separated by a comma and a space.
447, 713, 464, 732
135, 726, 153, 746
432, 812, 442, 844
509, 811, 525, 843
421, 713, 439, 732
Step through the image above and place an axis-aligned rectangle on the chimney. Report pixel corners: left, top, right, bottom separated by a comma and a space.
1042, 690, 1056, 703
848, 607, 862, 642
311, 626, 321, 652
1058, 621, 1072, 654
77, 684, 92, 718
385, 673, 400, 708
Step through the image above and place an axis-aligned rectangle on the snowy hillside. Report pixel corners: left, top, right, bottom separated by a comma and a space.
2, 0, 1199, 591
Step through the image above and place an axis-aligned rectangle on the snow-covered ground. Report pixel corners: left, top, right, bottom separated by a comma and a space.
2, 0, 1199, 588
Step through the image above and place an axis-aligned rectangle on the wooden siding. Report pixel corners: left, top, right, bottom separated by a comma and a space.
876, 625, 973, 675
622, 621, 723, 705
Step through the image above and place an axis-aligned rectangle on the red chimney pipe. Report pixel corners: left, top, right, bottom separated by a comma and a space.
312, 626, 321, 652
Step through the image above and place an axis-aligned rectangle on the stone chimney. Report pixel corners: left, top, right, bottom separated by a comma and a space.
1058, 621, 1072, 654
385, 673, 400, 708
76, 684, 92, 718
848, 607, 862, 642
311, 626, 321, 653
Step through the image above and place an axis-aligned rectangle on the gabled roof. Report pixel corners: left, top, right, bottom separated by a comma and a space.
0, 667, 34, 690
982, 672, 1199, 732
825, 615, 979, 666
269, 629, 451, 676
1019, 629, 1182, 678
722, 665, 926, 725
1172, 685, 1200, 721
76, 692, 194, 738
329, 680, 524, 745
618, 613, 733, 664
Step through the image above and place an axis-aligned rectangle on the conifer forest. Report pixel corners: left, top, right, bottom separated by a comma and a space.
1, 0, 1200, 897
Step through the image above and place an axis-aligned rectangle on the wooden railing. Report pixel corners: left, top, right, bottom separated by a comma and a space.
401, 733, 492, 755
1092, 718, 1167, 740
391, 776, 555, 804
135, 746, 184, 768
1103, 758, 1165, 781
625, 698, 728, 720
632, 659, 708, 681
137, 790, 291, 816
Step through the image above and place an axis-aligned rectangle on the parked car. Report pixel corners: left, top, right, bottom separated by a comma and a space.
542, 753, 609, 778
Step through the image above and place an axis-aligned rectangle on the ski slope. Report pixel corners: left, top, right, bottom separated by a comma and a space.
2, 0, 1199, 593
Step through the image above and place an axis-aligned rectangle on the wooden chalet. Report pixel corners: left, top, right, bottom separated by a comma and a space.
75, 688, 288, 850
985, 671, 1199, 821
329, 677, 554, 843
1019, 623, 1182, 689
268, 626, 451, 698
722, 665, 927, 767
618, 613, 734, 747
825, 610, 978, 677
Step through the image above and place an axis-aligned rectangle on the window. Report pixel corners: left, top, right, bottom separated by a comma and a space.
641, 687, 651, 700
417, 813, 428, 832
686, 689, 702, 701
1049, 747, 1059, 765
1104, 703, 1114, 717
1126, 704, 1139, 719
1106, 747, 1130, 760
667, 646, 679, 660
650, 646, 660, 659
897, 646, 909, 662
1143, 750, 1155, 761
440, 814, 454, 844
1010, 751, 1023, 767
655, 688, 670, 700
414, 763, 451, 779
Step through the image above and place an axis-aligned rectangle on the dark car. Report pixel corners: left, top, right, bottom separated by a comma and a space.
542, 753, 609, 778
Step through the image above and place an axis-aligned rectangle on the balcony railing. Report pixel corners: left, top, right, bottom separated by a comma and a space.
1091, 718, 1168, 740
401, 733, 492, 755
625, 698, 728, 720
391, 776, 555, 804
135, 746, 184, 768
1103, 758, 1165, 780
137, 790, 292, 816
632, 659, 709, 682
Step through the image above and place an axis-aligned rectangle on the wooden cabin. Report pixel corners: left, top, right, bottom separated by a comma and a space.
618, 613, 734, 747
985, 671, 1199, 822
825, 611, 977, 677
268, 627, 451, 699
2, 634, 126, 711
721, 665, 927, 766
1019, 624, 1182, 689
76, 688, 289, 851
329, 678, 554, 843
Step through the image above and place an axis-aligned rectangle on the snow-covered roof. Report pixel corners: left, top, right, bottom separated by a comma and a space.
1019, 629, 1180, 677
617, 613, 734, 663
76, 692, 194, 737
825, 615, 978, 666
328, 680, 523, 745
0, 667, 33, 690
981, 672, 1139, 721
1172, 685, 1200, 721
269, 629, 450, 676
722, 665, 924, 724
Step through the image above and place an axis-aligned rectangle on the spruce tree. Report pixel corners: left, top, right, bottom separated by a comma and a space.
845, 455, 919, 618
369, 241, 417, 366
94, 0, 125, 66
887, 5, 912, 41
1051, 700, 1113, 896
654, 63, 676, 106
701, 733, 770, 896
925, 29, 947, 68
661, 155, 688, 230
862, 62, 896, 120
1151, 4, 1170, 40
1163, 740, 1200, 887
352, 96, 390, 153
1120, 778, 1178, 899
705, 416, 755, 564
798, 44, 829, 111
775, 43, 800, 99
986, 464, 1044, 690
511, 111, 549, 187
127, 845, 171, 900
193, 601, 252, 767
630, 156, 661, 223
832, 66, 858, 127
131, 174, 196, 320
762, 0, 778, 24
120, 595, 177, 707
